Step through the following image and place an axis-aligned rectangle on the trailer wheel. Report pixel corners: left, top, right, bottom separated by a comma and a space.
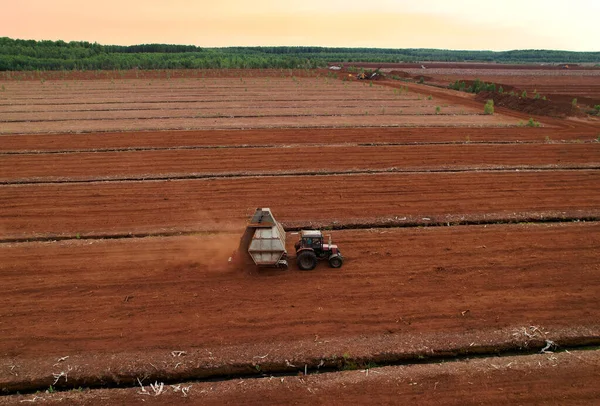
297, 251, 317, 271
328, 254, 343, 268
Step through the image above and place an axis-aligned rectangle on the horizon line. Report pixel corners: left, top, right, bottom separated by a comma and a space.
3, 37, 599, 54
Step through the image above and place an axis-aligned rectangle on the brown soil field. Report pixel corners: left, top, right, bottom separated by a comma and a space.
5, 222, 597, 355
392, 68, 600, 108
391, 68, 600, 78
2, 127, 598, 153
1, 224, 598, 382
0, 77, 516, 134
459, 75, 600, 109
4, 350, 599, 405
341, 62, 600, 71
0, 68, 599, 401
1, 99, 417, 112
1, 143, 598, 183
2, 104, 474, 122
370, 79, 595, 129
0, 114, 520, 134
1, 171, 599, 240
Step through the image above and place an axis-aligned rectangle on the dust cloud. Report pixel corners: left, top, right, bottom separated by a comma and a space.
177, 233, 241, 270
173, 209, 247, 270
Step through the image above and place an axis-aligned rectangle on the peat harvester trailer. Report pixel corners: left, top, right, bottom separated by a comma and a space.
229, 208, 344, 270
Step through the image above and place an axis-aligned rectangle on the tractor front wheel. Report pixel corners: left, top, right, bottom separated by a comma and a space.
297, 250, 317, 271
328, 254, 343, 268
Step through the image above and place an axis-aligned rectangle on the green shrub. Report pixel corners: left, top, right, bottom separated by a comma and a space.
521, 90, 527, 98
498, 86, 504, 94
484, 99, 494, 115
527, 118, 541, 127
418, 76, 424, 84
572, 98, 578, 108
469, 79, 494, 94
435, 106, 441, 114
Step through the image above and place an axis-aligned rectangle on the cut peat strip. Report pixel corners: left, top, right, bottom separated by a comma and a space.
2, 170, 597, 240
1, 103, 421, 114
1, 217, 598, 244
5, 350, 600, 405
0, 122, 518, 136
2, 165, 599, 185
2, 139, 594, 155
0, 97, 418, 106
1, 329, 598, 396
0, 112, 485, 124
1, 127, 595, 151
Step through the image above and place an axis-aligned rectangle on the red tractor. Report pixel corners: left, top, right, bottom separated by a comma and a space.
294, 230, 344, 270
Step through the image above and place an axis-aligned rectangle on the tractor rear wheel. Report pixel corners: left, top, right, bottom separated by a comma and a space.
328, 254, 343, 268
297, 250, 317, 271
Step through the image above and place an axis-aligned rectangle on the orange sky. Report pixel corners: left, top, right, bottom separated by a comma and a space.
4, 0, 599, 51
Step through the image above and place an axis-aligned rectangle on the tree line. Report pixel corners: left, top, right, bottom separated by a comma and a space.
0, 37, 598, 71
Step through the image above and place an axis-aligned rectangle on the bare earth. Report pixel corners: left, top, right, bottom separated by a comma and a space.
4, 350, 599, 405
0, 66, 599, 404
0, 76, 516, 134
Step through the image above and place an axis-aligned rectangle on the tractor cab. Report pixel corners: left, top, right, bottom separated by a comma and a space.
298, 230, 324, 251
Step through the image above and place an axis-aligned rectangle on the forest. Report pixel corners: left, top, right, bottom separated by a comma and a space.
1, 37, 598, 71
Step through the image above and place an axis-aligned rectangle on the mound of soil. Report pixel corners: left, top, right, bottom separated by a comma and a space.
388, 70, 412, 78
544, 93, 600, 109
413, 75, 435, 82
475, 91, 582, 118
455, 80, 518, 93
385, 71, 434, 82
